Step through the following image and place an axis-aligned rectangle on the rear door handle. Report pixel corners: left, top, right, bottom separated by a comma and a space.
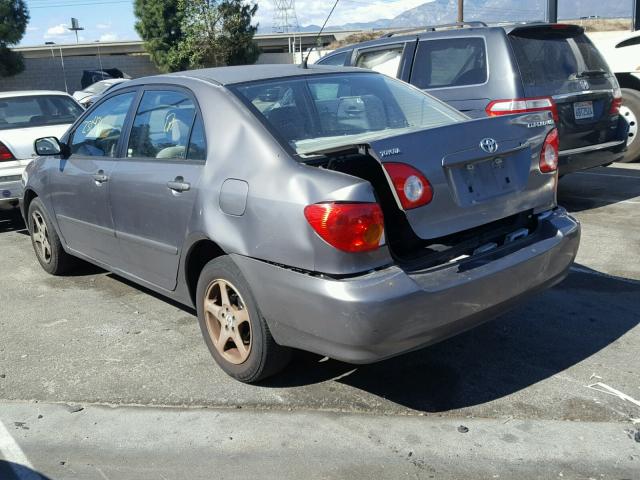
167, 177, 191, 193
92, 171, 109, 184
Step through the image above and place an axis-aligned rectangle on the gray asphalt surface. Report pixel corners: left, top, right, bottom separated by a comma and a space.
1, 163, 639, 479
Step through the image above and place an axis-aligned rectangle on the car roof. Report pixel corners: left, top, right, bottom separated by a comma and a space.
0, 90, 73, 99
157, 64, 368, 86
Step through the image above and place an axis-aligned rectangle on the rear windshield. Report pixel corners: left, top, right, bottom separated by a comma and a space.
509, 28, 611, 95
0, 95, 83, 131
233, 73, 465, 155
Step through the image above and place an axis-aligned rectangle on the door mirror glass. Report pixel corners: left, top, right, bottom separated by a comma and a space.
34, 137, 62, 156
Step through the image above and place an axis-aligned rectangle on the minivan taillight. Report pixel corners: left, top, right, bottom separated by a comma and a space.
304, 202, 384, 253
0, 142, 15, 162
486, 97, 559, 121
382, 162, 433, 210
539, 128, 559, 173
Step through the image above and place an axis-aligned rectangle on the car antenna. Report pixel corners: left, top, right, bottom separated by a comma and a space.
302, 0, 340, 69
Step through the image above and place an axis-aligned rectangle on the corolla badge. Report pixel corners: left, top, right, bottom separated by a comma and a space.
579, 79, 590, 90
379, 147, 401, 158
479, 138, 499, 154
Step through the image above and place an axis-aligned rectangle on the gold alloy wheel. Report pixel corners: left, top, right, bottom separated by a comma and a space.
31, 211, 52, 264
203, 279, 252, 365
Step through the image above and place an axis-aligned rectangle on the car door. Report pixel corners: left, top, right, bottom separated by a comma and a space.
50, 90, 137, 265
108, 87, 206, 290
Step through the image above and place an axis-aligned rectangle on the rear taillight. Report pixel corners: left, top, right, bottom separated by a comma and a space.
304, 202, 384, 253
486, 97, 559, 121
539, 128, 559, 173
0, 142, 15, 162
610, 87, 622, 115
382, 162, 433, 210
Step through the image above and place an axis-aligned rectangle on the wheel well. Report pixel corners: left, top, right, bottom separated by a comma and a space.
616, 73, 640, 91
185, 239, 226, 306
22, 189, 37, 219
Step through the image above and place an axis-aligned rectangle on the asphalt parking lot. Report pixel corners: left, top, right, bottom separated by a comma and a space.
1, 163, 639, 479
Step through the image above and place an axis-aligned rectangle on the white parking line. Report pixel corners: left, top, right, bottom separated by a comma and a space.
0, 420, 40, 480
575, 171, 640, 180
563, 194, 640, 204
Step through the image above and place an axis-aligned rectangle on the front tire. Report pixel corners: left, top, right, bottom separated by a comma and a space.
196, 256, 291, 383
28, 198, 78, 275
619, 88, 640, 163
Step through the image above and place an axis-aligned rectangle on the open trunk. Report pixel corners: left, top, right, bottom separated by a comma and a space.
305, 115, 557, 268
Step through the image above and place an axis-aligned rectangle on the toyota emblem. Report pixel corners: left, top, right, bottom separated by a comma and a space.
480, 138, 499, 154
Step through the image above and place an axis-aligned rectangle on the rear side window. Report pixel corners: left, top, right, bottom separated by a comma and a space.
410, 37, 487, 89
509, 29, 610, 95
317, 51, 349, 66
187, 114, 206, 161
127, 90, 196, 160
355, 46, 404, 78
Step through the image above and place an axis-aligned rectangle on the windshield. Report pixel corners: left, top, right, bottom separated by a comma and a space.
509, 29, 611, 96
0, 95, 83, 131
233, 73, 465, 155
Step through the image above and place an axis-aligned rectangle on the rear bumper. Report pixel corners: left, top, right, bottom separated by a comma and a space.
233, 208, 580, 364
0, 179, 23, 209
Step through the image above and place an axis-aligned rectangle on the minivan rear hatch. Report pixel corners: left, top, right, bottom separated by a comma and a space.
508, 24, 621, 152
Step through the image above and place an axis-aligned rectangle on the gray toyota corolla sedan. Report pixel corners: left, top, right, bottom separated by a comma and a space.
21, 64, 580, 383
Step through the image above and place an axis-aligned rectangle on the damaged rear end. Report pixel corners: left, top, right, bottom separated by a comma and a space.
231, 70, 580, 363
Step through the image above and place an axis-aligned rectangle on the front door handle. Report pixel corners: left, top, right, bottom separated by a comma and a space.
92, 170, 109, 184
167, 177, 191, 193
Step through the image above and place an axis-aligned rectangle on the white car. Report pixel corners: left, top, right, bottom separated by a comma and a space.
0, 91, 83, 209
72, 78, 129, 108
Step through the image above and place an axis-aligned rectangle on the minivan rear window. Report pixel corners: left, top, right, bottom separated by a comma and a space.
509, 28, 611, 95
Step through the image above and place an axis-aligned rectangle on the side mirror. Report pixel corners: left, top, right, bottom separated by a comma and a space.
34, 137, 67, 156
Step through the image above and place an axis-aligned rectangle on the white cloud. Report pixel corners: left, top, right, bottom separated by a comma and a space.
99, 32, 119, 42
254, 0, 431, 28
96, 22, 111, 30
44, 24, 68, 38
26, 26, 39, 32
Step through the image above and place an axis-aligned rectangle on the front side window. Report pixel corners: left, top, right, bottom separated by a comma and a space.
0, 95, 83, 131
317, 51, 349, 66
410, 38, 488, 89
234, 73, 465, 156
70, 91, 135, 157
356, 46, 404, 78
127, 90, 196, 160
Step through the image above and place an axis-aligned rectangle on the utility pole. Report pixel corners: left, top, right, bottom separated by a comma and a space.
546, 0, 558, 23
634, 0, 640, 31
457, 0, 464, 22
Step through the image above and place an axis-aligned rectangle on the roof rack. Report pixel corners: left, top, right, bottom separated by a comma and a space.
383, 21, 488, 37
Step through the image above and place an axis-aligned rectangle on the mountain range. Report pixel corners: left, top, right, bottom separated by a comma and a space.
286, 0, 634, 32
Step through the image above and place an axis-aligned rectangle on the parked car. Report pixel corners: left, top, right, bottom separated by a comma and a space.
588, 30, 640, 162
0, 91, 83, 209
319, 22, 629, 175
72, 78, 130, 108
22, 65, 580, 383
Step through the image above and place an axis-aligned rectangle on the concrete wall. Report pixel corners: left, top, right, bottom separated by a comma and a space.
0, 50, 295, 94
0, 54, 160, 94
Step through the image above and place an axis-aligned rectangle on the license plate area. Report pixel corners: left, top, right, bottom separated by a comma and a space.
449, 155, 520, 206
574, 101, 594, 120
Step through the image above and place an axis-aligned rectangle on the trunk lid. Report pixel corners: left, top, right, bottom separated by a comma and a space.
508, 25, 621, 152
0, 124, 72, 160
368, 114, 556, 240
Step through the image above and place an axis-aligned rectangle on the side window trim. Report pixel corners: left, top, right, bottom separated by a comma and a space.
67, 87, 141, 159
410, 35, 490, 91
120, 84, 207, 164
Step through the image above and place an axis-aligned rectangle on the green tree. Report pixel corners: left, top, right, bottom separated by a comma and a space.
176, 0, 260, 69
134, 0, 188, 73
0, 0, 29, 77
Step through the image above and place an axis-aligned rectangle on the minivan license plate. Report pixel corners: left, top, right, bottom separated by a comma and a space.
574, 101, 594, 120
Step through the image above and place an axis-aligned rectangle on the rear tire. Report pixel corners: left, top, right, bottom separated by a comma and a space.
28, 198, 78, 275
619, 88, 640, 163
196, 256, 291, 383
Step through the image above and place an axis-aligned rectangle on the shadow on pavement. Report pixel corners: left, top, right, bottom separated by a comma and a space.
0, 208, 27, 235
559, 165, 640, 213
266, 265, 639, 413
0, 460, 52, 480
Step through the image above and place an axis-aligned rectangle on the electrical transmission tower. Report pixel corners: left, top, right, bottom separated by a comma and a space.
272, 0, 299, 33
